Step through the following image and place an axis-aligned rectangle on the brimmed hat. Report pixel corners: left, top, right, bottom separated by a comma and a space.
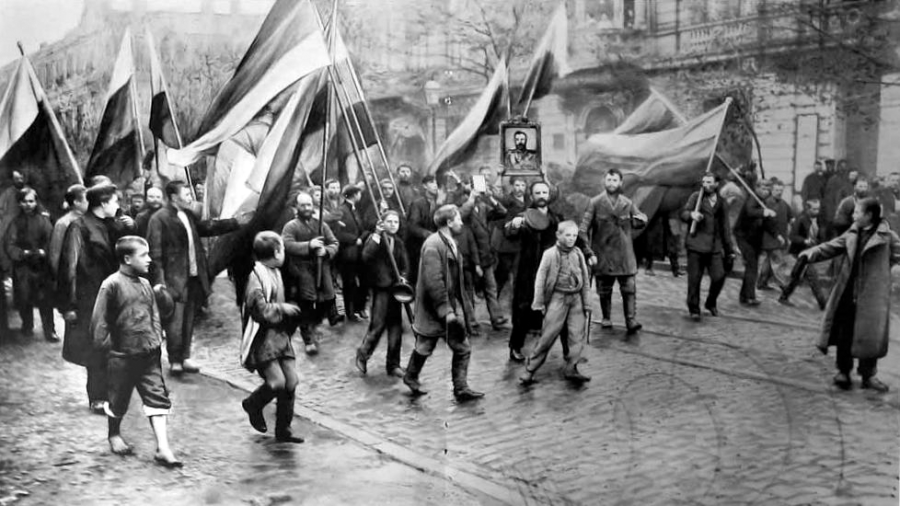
342, 184, 362, 198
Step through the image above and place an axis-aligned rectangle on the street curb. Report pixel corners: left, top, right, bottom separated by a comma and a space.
197, 367, 526, 506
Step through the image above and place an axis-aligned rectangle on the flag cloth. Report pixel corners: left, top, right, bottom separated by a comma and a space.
85, 29, 142, 189
613, 87, 686, 135
0, 56, 81, 219
167, 0, 330, 167
206, 72, 323, 276
572, 100, 730, 196
426, 59, 509, 175
516, 3, 570, 109
145, 28, 187, 184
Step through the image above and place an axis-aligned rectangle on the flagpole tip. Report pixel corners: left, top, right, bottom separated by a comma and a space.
16, 41, 24, 56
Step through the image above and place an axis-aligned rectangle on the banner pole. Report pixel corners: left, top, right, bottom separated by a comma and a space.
690, 97, 731, 236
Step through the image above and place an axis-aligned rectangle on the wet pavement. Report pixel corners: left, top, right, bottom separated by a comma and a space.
0, 323, 495, 506
1, 268, 899, 505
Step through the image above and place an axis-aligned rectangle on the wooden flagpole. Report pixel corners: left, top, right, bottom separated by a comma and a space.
332, 67, 384, 203
690, 97, 731, 236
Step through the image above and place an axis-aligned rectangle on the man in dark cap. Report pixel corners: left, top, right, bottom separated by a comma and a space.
334, 184, 369, 322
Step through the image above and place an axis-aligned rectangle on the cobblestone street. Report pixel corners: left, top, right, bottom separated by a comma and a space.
1, 271, 898, 505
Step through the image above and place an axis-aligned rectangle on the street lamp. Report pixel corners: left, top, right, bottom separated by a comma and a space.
424, 79, 441, 153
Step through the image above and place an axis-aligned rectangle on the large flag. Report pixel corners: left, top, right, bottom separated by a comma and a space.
426, 59, 509, 175
572, 100, 730, 195
146, 28, 188, 184
85, 29, 142, 189
613, 87, 686, 135
167, 0, 330, 167
516, 3, 570, 110
0, 56, 81, 218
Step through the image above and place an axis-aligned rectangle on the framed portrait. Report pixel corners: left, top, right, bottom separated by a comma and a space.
500, 120, 542, 177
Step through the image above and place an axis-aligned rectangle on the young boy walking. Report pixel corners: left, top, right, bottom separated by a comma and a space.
240, 231, 305, 443
355, 211, 410, 377
520, 221, 591, 385
90, 236, 181, 467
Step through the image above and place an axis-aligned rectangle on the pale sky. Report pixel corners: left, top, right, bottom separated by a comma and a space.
0, 0, 85, 66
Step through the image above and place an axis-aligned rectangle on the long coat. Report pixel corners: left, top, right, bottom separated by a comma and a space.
580, 192, 645, 276
146, 205, 239, 301
281, 217, 339, 302
59, 213, 123, 367
508, 206, 561, 311
334, 201, 366, 263
680, 191, 733, 255
4, 212, 53, 307
805, 221, 900, 358
413, 231, 469, 338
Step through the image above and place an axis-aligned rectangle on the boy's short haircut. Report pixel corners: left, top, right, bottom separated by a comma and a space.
116, 236, 149, 263
510, 176, 526, 186
86, 183, 118, 208
324, 178, 339, 189
557, 220, 578, 234
16, 187, 37, 202
857, 197, 882, 223
165, 180, 188, 199
64, 184, 87, 207
421, 175, 436, 185
606, 168, 623, 180
381, 210, 400, 221
88, 175, 113, 187
770, 177, 784, 186
433, 204, 459, 228
253, 231, 283, 260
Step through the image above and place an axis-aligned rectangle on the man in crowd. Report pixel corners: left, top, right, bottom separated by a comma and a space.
822, 163, 856, 237
403, 204, 484, 402
800, 160, 827, 204
406, 175, 439, 286
0, 170, 28, 332
395, 164, 420, 211
49, 184, 88, 305
681, 173, 734, 320
492, 176, 528, 298
779, 199, 828, 309
733, 179, 778, 306
334, 185, 369, 322
877, 172, 900, 231
282, 192, 340, 354
59, 183, 130, 413
146, 180, 247, 374
506, 181, 561, 361
135, 187, 165, 238
126, 192, 145, 219
579, 168, 647, 334
757, 178, 792, 291
4, 187, 56, 341
834, 177, 870, 235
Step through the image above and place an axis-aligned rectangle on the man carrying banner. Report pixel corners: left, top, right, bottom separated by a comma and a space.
681, 173, 734, 320
146, 180, 248, 374
334, 185, 369, 322
282, 192, 339, 355
580, 168, 647, 334
733, 179, 778, 306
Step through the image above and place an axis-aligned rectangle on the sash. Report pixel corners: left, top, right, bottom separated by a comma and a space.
239, 262, 277, 369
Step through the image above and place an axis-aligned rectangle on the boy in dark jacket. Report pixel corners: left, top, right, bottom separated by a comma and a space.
355, 211, 409, 377
91, 236, 181, 467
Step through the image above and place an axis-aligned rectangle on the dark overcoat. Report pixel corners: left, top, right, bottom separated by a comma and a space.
281, 217, 339, 302
4, 212, 53, 307
413, 231, 469, 338
680, 191, 733, 255
507, 206, 560, 311
580, 192, 645, 276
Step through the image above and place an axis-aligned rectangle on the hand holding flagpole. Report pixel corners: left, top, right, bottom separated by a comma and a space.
690, 97, 731, 236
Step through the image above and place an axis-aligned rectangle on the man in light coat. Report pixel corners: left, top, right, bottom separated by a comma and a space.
799, 197, 900, 392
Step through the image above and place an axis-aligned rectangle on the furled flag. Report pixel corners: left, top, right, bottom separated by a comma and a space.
146, 28, 186, 184
572, 100, 731, 195
426, 59, 509, 175
85, 28, 143, 189
516, 2, 571, 111
167, 0, 330, 167
0, 56, 81, 219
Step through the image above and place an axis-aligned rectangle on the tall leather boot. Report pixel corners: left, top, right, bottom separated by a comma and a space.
599, 290, 613, 328
274, 389, 304, 443
451, 352, 483, 402
402, 351, 429, 396
242, 384, 275, 433
669, 255, 682, 277
623, 293, 642, 335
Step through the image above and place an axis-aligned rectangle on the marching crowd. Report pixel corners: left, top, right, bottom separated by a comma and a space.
0, 157, 898, 467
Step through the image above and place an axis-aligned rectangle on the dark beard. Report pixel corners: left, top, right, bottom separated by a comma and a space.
606, 186, 621, 195
298, 211, 314, 220
533, 198, 548, 207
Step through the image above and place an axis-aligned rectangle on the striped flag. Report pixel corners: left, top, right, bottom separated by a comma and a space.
167, 0, 330, 167
0, 56, 81, 218
516, 3, 570, 110
613, 88, 687, 135
426, 59, 509, 175
145, 28, 187, 184
85, 28, 142, 189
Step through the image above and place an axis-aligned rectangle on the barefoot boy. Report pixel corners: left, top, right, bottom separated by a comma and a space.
520, 221, 592, 385
91, 236, 181, 467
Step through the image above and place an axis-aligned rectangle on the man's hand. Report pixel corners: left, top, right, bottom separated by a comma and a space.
690, 211, 704, 222
588, 256, 597, 267
64, 311, 77, 322
446, 312, 458, 325
798, 250, 811, 262
475, 265, 484, 277
281, 303, 302, 318
763, 208, 776, 218
356, 238, 363, 246
511, 216, 525, 229
117, 215, 135, 228
309, 237, 325, 255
